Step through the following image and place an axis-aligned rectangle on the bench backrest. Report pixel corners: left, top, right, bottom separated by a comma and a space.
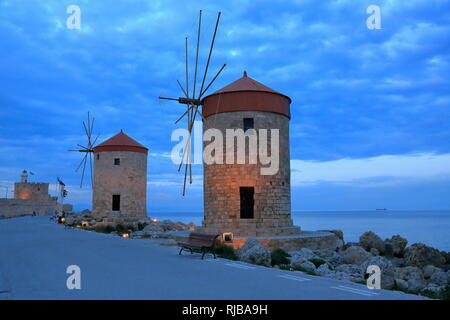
188, 232, 219, 247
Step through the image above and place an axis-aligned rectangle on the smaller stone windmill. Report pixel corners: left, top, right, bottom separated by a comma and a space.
70, 113, 148, 224
159, 9, 226, 195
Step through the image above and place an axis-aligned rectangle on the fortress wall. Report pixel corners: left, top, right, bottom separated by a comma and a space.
0, 199, 59, 219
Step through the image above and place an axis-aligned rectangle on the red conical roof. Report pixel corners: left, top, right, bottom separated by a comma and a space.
93, 130, 148, 154
202, 71, 291, 119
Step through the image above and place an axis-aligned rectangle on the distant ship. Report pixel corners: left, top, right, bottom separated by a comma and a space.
376, 208, 388, 211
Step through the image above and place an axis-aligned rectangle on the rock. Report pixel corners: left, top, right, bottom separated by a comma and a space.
293, 248, 318, 260
236, 238, 271, 267
313, 248, 336, 259
407, 279, 426, 293
316, 263, 333, 276
385, 235, 408, 257
395, 279, 408, 291
442, 251, 450, 264
335, 264, 362, 278
359, 231, 385, 254
341, 246, 372, 265
360, 256, 395, 289
384, 242, 394, 258
422, 283, 446, 294
341, 242, 360, 251
422, 265, 441, 279
389, 257, 405, 268
290, 257, 307, 267
404, 243, 446, 267
187, 222, 196, 230
298, 261, 316, 273
317, 229, 344, 241
143, 223, 164, 233
394, 266, 424, 281
335, 239, 344, 250
370, 248, 380, 256
327, 253, 345, 268
429, 271, 448, 286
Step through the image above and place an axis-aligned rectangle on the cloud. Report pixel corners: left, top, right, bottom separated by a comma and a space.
291, 153, 450, 186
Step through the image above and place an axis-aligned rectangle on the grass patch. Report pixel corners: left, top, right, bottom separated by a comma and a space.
213, 244, 238, 260
271, 249, 291, 266
420, 286, 449, 300
308, 258, 326, 268
278, 264, 317, 276
137, 222, 148, 231
94, 225, 115, 234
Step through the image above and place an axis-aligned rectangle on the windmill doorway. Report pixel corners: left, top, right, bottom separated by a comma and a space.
240, 187, 254, 219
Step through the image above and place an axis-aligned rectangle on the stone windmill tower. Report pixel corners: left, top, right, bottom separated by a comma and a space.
91, 130, 149, 225
199, 72, 300, 239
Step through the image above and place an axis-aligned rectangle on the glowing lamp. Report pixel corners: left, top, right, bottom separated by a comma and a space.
58, 217, 66, 224
81, 221, 89, 228
223, 232, 233, 242
152, 218, 158, 223
121, 233, 130, 238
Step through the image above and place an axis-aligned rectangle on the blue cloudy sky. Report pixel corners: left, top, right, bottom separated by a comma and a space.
0, 0, 449, 213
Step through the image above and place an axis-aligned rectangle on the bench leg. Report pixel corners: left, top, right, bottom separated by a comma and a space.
201, 250, 206, 260
179, 247, 183, 255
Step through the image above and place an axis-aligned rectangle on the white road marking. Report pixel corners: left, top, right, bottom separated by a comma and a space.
225, 263, 256, 270
331, 285, 380, 297
278, 274, 312, 282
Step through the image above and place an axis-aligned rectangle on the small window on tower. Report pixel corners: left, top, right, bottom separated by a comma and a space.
243, 118, 254, 133
112, 195, 120, 211
96, 154, 100, 160
114, 158, 120, 166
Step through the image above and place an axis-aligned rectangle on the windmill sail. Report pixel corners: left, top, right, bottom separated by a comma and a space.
159, 10, 226, 195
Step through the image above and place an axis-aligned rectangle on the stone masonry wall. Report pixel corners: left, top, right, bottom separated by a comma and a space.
92, 150, 147, 222
14, 182, 52, 201
0, 199, 59, 219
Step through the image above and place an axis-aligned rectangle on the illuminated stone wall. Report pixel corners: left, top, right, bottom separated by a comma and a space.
14, 182, 52, 201
92, 150, 147, 224
201, 111, 299, 237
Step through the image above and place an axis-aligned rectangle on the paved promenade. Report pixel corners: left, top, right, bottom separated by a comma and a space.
0, 217, 424, 300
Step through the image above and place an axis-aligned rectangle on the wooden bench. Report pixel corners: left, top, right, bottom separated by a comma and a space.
178, 232, 219, 259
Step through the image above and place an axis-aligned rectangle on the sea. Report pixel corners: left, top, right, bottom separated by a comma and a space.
152, 210, 450, 251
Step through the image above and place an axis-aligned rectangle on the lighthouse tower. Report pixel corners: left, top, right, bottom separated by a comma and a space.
199, 72, 300, 238
92, 130, 148, 225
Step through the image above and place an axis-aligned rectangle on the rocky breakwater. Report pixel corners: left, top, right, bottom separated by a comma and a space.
236, 230, 450, 298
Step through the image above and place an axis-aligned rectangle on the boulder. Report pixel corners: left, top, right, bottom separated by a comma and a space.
298, 261, 316, 273
429, 271, 449, 286
143, 223, 164, 233
370, 248, 380, 256
326, 253, 345, 268
313, 248, 336, 259
335, 264, 362, 278
422, 283, 446, 294
316, 263, 333, 277
359, 231, 385, 254
394, 279, 408, 291
384, 242, 394, 258
404, 243, 446, 267
406, 279, 426, 293
360, 256, 395, 289
236, 238, 271, 267
422, 265, 441, 279
389, 257, 405, 268
385, 235, 408, 257
341, 246, 372, 265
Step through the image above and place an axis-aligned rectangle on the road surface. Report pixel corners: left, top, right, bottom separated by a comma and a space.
0, 217, 425, 300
